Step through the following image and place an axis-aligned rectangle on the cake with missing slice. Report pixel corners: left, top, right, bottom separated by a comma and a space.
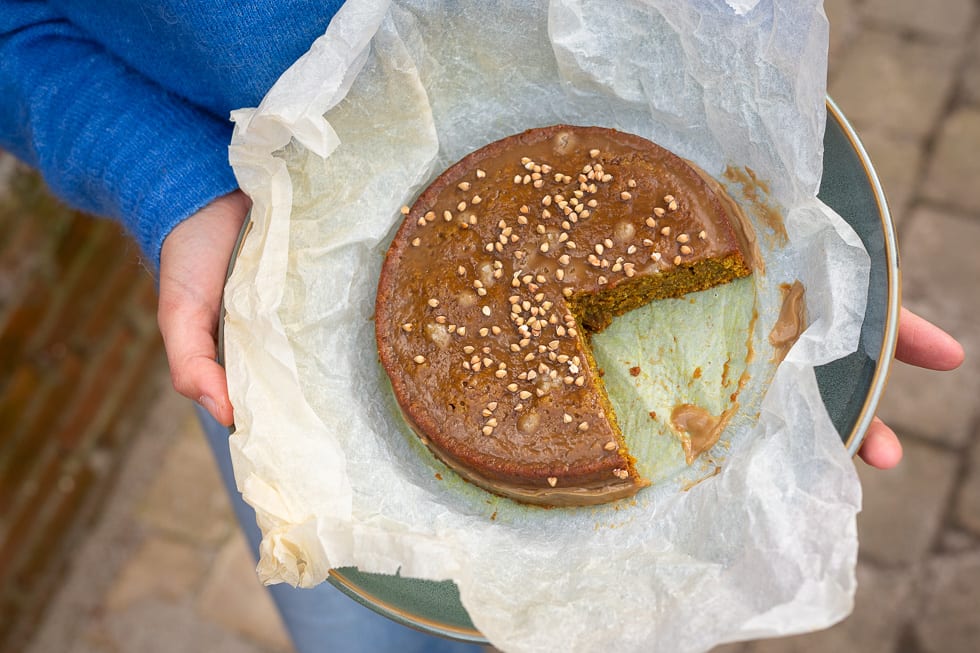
375, 125, 755, 506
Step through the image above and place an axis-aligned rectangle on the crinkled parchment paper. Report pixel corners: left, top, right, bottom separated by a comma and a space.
223, 1, 869, 651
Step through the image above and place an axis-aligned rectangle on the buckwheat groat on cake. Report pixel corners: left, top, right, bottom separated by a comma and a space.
376, 125, 754, 506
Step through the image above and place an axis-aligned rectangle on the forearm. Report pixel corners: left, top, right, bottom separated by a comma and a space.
0, 1, 239, 269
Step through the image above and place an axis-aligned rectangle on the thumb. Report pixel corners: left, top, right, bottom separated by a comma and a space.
157, 190, 249, 427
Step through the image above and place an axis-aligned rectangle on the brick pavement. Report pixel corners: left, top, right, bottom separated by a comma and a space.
0, 160, 168, 651
22, 392, 292, 653
8, 1, 980, 652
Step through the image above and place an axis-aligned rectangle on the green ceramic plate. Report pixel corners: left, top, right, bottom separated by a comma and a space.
817, 98, 901, 457
222, 98, 901, 643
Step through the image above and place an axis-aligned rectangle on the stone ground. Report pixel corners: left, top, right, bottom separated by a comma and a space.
11, 1, 980, 651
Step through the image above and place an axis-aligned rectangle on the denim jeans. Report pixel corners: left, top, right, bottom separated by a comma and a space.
195, 406, 485, 653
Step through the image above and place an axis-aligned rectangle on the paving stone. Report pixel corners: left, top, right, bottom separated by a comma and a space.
922, 108, 980, 215
914, 551, 980, 653
855, 439, 958, 564
743, 562, 914, 653
899, 207, 980, 334
197, 533, 294, 653
20, 386, 188, 653
91, 599, 270, 653
853, 128, 923, 228
876, 361, 980, 447
961, 35, 980, 107
875, 207, 980, 446
824, 0, 861, 74
955, 435, 980, 535
862, 0, 976, 40
0, 151, 17, 192
828, 31, 960, 140
940, 528, 980, 553
104, 535, 209, 612
138, 414, 234, 545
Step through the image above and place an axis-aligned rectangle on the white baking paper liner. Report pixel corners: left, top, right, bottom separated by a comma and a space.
223, 1, 868, 651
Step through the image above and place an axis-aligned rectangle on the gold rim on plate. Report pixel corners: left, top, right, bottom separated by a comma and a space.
825, 97, 902, 457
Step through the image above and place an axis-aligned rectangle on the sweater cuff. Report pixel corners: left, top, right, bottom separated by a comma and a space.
1, 8, 241, 271
35, 51, 240, 271
129, 112, 240, 271
68, 81, 240, 271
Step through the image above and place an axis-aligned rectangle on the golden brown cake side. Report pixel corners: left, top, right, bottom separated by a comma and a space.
376, 125, 752, 506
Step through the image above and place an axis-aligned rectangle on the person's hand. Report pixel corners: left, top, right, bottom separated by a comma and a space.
857, 307, 964, 469
158, 190, 250, 427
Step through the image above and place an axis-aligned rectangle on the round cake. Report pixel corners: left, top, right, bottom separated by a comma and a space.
375, 125, 754, 506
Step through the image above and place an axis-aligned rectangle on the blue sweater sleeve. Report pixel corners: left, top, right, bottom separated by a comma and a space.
0, 2, 240, 269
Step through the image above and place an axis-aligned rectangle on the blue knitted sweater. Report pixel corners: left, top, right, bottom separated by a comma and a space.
0, 0, 345, 268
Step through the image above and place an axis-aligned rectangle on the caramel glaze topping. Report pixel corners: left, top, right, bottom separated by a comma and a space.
671, 403, 739, 466
376, 125, 752, 506
769, 280, 807, 363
